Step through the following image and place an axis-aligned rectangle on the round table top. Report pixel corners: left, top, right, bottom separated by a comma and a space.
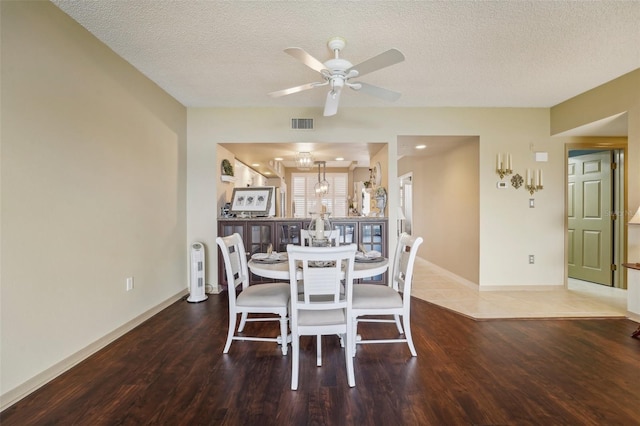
248, 257, 389, 281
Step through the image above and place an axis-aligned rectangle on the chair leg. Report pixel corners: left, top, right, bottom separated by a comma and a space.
351, 318, 358, 357
279, 315, 288, 355
223, 312, 237, 354
403, 316, 417, 357
344, 331, 355, 387
291, 334, 299, 390
238, 312, 249, 332
316, 335, 322, 366
394, 314, 404, 334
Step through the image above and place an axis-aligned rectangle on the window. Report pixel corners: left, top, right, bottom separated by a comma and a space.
292, 173, 348, 217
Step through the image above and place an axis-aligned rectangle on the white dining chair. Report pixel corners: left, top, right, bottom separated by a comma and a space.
286, 244, 357, 390
300, 229, 340, 246
350, 233, 424, 356
216, 233, 290, 355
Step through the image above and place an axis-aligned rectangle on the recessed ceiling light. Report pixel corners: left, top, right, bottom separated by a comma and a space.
264, 171, 271, 175
252, 163, 260, 167
416, 144, 427, 149
274, 157, 283, 161
335, 157, 344, 161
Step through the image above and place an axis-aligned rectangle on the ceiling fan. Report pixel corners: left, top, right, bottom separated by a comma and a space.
268, 37, 405, 117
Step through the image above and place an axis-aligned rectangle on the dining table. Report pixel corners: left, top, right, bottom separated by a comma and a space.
248, 253, 389, 281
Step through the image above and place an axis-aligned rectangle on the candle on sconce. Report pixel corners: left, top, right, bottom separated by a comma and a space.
526, 169, 531, 185
508, 154, 512, 170
539, 169, 543, 186
496, 153, 501, 170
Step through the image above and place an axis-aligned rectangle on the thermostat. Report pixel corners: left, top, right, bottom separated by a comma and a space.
497, 181, 508, 189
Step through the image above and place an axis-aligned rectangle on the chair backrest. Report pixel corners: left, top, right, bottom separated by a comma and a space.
287, 244, 357, 309
391, 233, 424, 300
300, 229, 340, 247
216, 233, 250, 305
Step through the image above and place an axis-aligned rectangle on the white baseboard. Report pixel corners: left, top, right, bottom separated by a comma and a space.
479, 284, 565, 292
0, 289, 188, 411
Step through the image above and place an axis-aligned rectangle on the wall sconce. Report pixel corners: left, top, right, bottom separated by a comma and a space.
496, 153, 512, 179
525, 169, 543, 195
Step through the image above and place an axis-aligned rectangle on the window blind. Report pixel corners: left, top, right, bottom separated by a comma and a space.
292, 172, 348, 217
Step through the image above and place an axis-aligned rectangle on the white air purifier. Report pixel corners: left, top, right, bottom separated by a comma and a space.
188, 242, 208, 303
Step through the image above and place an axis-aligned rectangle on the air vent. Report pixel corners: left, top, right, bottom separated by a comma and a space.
291, 118, 314, 130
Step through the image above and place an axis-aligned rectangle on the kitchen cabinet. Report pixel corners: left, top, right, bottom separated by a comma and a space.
217, 217, 388, 286
275, 221, 304, 252
358, 221, 387, 283
332, 221, 357, 246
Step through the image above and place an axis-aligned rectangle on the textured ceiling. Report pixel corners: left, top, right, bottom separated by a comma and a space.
52, 0, 640, 110
50, 1, 639, 172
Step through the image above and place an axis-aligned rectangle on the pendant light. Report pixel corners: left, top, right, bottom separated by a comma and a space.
314, 161, 329, 195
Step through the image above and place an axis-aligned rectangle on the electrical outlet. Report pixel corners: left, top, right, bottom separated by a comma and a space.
126, 277, 134, 291
529, 198, 535, 208
529, 255, 535, 264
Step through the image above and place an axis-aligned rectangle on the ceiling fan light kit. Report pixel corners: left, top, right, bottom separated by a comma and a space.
268, 37, 405, 117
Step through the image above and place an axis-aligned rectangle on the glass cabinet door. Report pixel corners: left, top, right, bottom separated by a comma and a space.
359, 221, 387, 284
219, 222, 245, 240
276, 221, 303, 252
359, 222, 384, 254
247, 222, 273, 256
333, 222, 357, 246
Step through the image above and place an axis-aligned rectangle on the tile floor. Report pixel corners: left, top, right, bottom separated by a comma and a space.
411, 258, 628, 320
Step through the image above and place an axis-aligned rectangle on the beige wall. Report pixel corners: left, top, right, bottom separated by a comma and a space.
551, 69, 640, 263
399, 139, 480, 284
187, 107, 565, 291
216, 145, 237, 214
1, 2, 187, 405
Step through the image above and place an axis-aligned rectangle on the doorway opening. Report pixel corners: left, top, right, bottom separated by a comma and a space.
398, 173, 412, 235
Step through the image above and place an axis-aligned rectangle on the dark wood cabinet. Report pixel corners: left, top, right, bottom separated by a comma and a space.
217, 220, 275, 287
275, 221, 304, 252
246, 221, 274, 256
332, 221, 357, 246
217, 217, 388, 286
358, 221, 387, 283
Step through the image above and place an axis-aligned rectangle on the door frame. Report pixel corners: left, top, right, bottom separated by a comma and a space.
565, 140, 628, 289
398, 172, 413, 235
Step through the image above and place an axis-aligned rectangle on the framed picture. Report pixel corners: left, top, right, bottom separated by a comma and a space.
230, 187, 273, 215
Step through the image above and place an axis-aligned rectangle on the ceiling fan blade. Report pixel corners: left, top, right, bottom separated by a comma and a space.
352, 82, 401, 102
268, 82, 319, 98
323, 89, 341, 117
347, 48, 405, 78
284, 47, 327, 73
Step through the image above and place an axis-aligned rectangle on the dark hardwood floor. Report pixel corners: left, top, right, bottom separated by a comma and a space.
2, 292, 639, 425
